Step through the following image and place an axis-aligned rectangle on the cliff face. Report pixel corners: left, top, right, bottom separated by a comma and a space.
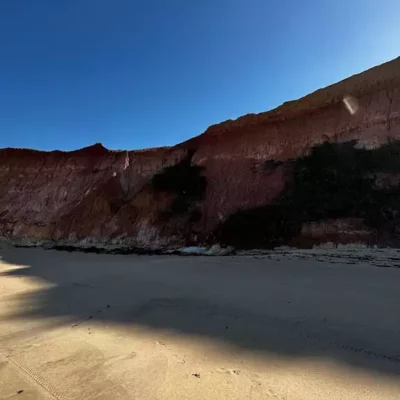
1, 57, 400, 250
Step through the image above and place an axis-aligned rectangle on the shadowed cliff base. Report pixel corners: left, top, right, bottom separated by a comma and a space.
217, 140, 400, 249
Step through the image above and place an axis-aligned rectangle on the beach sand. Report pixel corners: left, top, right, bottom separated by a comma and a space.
1, 247, 400, 399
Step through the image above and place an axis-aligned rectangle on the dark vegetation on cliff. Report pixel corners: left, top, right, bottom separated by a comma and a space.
218, 140, 400, 249
151, 150, 207, 220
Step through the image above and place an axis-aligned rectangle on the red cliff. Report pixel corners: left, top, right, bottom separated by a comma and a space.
1, 57, 400, 250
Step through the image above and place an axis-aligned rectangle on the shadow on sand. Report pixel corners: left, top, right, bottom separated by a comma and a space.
1, 247, 400, 377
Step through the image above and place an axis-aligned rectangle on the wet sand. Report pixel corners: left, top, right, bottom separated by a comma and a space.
1, 247, 400, 399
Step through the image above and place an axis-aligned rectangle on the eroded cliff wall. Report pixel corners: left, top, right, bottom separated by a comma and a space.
1, 57, 400, 250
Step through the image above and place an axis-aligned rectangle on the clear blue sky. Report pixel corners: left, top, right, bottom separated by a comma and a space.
0, 1, 399, 151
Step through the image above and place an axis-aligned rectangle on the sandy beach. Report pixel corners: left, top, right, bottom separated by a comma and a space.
1, 247, 400, 399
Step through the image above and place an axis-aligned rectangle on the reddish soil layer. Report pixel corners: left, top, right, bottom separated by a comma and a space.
1, 57, 400, 249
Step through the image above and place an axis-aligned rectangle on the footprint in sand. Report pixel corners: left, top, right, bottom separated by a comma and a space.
172, 355, 186, 364
217, 368, 240, 375
104, 352, 137, 366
